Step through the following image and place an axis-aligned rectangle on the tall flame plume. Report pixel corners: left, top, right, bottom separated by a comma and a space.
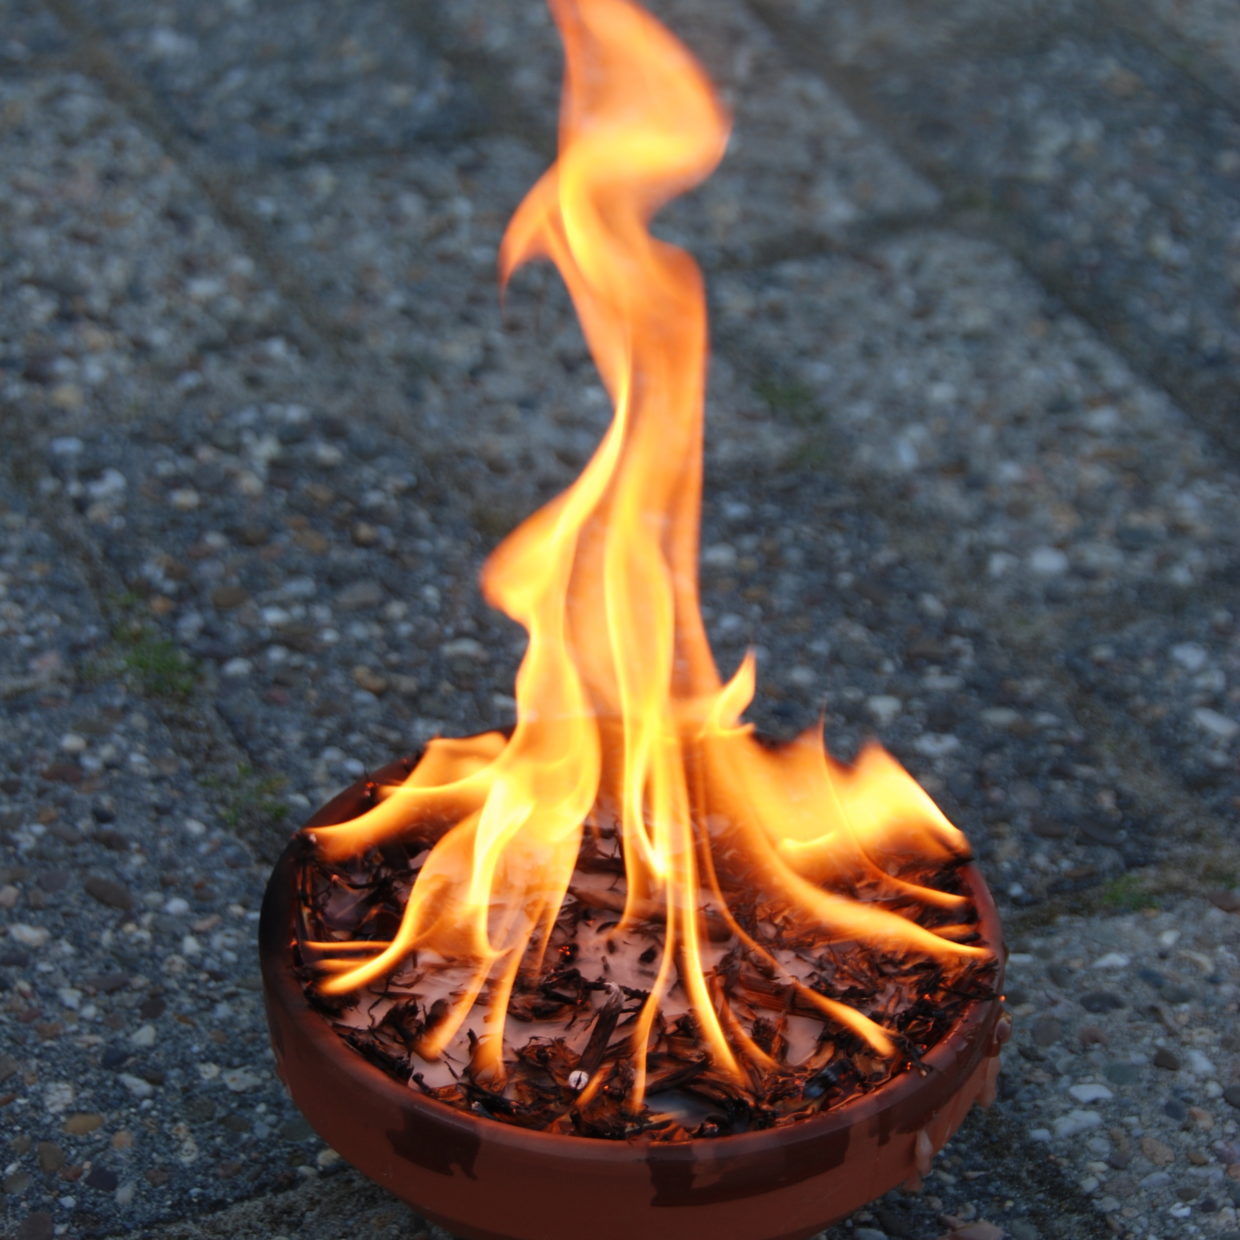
306, 0, 987, 1108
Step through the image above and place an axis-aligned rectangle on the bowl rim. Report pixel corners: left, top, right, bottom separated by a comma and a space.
260, 755, 1006, 1161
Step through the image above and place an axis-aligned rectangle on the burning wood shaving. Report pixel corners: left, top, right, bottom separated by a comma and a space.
293, 818, 999, 1142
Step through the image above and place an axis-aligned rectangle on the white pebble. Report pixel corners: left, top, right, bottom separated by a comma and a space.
185, 275, 222, 299
222, 1068, 262, 1093
120, 1073, 154, 1099
987, 551, 1016, 578
1069, 1083, 1114, 1104
1085, 406, 1120, 431
442, 637, 488, 661
912, 732, 959, 757
59, 733, 87, 754
164, 897, 191, 915
1170, 642, 1208, 672
701, 543, 737, 568
129, 1024, 157, 1049
1029, 546, 1069, 576
867, 695, 901, 727
1185, 1049, 1216, 1078
44, 1082, 75, 1113
1193, 707, 1239, 741
1053, 1109, 1102, 1138
86, 468, 127, 500
10, 923, 50, 948
1092, 952, 1130, 969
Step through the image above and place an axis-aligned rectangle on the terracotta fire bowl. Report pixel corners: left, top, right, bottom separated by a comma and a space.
260, 760, 1008, 1240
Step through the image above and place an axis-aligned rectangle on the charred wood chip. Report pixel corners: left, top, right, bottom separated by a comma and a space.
295, 842, 997, 1140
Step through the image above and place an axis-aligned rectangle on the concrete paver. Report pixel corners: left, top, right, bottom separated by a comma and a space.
750, 0, 1240, 462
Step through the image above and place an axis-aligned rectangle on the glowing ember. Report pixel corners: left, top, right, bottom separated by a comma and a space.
299, 0, 995, 1131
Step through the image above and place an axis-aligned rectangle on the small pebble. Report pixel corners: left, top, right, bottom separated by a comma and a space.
1069, 1083, 1114, 1104
63, 1113, 103, 1136
1053, 1109, 1102, 1137
1029, 546, 1069, 575
866, 695, 901, 727
1193, 707, 1239, 741
10, 923, 50, 948
1164, 1097, 1189, 1122
1093, 951, 1130, 968
85, 1165, 119, 1191
945, 1224, 1003, 1240
337, 580, 386, 611
211, 585, 248, 610
1079, 990, 1124, 1013
120, 1073, 154, 1099
1140, 1136, 1175, 1166
37, 1142, 64, 1173
222, 1068, 262, 1093
351, 665, 389, 695
168, 487, 200, 511
84, 876, 134, 911
442, 637, 488, 661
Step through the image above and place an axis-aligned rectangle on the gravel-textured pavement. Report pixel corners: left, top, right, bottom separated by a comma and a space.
2, 1, 1238, 1238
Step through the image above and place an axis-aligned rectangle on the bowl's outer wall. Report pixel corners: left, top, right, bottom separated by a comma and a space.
259, 761, 1006, 1240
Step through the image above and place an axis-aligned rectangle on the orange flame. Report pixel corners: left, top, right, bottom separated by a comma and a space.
308, 0, 987, 1105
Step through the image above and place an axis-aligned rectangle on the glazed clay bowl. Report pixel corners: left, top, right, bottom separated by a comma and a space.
259, 759, 1008, 1240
